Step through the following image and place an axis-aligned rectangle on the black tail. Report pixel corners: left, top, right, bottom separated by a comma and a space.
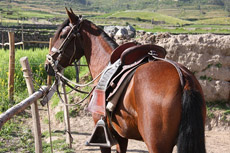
177, 89, 206, 153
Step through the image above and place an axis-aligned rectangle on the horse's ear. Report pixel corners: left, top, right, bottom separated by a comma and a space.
65, 7, 78, 24
70, 8, 76, 15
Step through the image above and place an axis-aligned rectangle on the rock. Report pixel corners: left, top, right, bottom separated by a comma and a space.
199, 80, 230, 102
126, 25, 136, 38
104, 25, 136, 39
114, 28, 128, 39
104, 26, 119, 37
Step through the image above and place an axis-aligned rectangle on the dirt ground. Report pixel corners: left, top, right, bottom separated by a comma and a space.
39, 108, 230, 153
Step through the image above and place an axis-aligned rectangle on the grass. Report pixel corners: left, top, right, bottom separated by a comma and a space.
0, 48, 81, 105
42, 139, 75, 153
135, 25, 230, 34
195, 17, 230, 25
107, 10, 191, 25
55, 111, 64, 123
0, 48, 48, 152
1, 1, 230, 34
0, 47, 89, 112
0, 47, 90, 152
93, 10, 230, 34
206, 101, 230, 121
0, 118, 35, 153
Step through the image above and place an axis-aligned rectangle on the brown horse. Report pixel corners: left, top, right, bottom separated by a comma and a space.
45, 9, 206, 153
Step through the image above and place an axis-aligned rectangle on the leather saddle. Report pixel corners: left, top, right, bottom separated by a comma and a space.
105, 43, 167, 111
110, 42, 166, 65
110, 42, 137, 64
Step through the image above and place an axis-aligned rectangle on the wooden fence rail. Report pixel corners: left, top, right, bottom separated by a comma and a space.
0, 41, 49, 46
0, 86, 49, 129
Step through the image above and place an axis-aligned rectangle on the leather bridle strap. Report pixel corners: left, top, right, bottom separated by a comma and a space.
49, 19, 84, 67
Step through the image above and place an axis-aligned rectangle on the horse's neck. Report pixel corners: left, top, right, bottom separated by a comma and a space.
81, 21, 117, 79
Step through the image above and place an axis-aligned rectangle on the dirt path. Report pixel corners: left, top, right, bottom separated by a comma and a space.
40, 110, 230, 153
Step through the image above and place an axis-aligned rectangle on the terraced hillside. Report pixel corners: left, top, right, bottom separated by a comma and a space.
0, 0, 230, 33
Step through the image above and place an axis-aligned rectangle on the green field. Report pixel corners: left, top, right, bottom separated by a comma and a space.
107, 11, 191, 25
0, 48, 89, 152
0, 48, 84, 112
1, 0, 230, 34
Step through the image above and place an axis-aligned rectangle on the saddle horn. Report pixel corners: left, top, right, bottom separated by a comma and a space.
85, 118, 117, 147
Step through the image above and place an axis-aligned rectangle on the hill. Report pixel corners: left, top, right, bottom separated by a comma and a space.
1, 0, 230, 18
0, 0, 230, 33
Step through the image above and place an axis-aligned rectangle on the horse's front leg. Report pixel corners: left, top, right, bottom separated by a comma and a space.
100, 147, 111, 153
114, 131, 128, 153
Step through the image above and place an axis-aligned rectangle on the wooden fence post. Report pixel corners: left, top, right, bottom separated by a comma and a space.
21, 24, 24, 50
47, 38, 52, 87
1, 31, 4, 49
61, 70, 72, 148
20, 57, 42, 153
8, 31, 15, 102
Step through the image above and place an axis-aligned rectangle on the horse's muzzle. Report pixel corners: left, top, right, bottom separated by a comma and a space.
45, 63, 55, 76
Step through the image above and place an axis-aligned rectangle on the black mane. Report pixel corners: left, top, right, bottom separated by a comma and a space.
52, 18, 118, 50
100, 29, 118, 50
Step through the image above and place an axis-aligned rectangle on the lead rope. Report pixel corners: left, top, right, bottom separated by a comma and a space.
47, 102, 54, 153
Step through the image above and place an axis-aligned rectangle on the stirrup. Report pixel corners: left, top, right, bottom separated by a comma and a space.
85, 118, 117, 147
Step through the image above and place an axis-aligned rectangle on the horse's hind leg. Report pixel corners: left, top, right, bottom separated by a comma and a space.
137, 95, 181, 153
136, 87, 181, 153
138, 103, 180, 153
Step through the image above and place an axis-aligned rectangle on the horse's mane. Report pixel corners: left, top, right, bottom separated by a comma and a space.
100, 28, 118, 50
52, 18, 118, 50
85, 19, 118, 50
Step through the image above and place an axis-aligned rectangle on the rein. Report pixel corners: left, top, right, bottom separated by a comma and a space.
47, 52, 107, 106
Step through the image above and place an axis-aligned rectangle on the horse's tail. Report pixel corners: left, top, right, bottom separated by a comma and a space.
177, 89, 206, 153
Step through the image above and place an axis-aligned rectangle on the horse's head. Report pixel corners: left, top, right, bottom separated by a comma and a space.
45, 8, 84, 76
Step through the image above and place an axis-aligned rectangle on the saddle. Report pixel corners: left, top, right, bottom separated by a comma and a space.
87, 42, 167, 115
110, 42, 166, 65
106, 44, 166, 111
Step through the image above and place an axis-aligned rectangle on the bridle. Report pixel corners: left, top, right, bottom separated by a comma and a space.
46, 18, 83, 72
46, 17, 105, 106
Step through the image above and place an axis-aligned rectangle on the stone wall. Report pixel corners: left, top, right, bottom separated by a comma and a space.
115, 33, 230, 102
0, 24, 57, 48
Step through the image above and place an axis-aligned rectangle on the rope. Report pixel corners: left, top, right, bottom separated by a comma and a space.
56, 77, 95, 107
47, 102, 54, 153
56, 70, 102, 87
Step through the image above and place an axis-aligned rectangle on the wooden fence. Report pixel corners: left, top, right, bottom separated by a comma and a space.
0, 31, 76, 152
0, 57, 49, 153
0, 24, 52, 49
